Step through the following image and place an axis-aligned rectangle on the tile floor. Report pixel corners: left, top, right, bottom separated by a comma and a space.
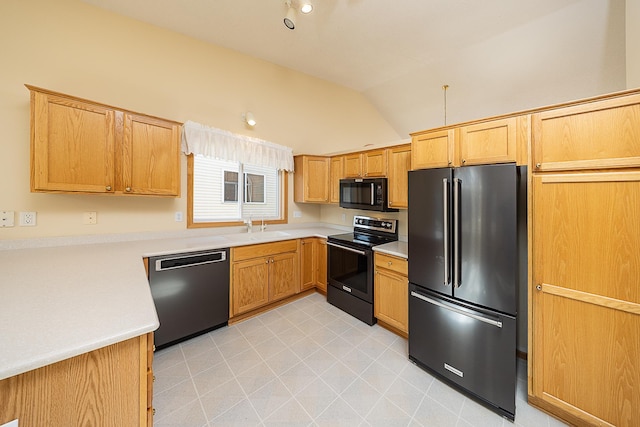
152, 292, 568, 427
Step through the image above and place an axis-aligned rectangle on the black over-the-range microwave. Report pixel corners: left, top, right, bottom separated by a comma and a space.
339, 177, 398, 212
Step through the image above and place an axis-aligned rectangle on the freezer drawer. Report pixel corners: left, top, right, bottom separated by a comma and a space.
408, 284, 516, 419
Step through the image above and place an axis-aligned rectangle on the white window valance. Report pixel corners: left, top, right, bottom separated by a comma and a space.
181, 120, 294, 172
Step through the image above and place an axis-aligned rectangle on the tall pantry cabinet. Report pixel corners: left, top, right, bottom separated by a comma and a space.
529, 92, 640, 426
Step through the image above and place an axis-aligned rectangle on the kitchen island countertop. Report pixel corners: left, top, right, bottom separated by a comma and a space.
0, 225, 343, 381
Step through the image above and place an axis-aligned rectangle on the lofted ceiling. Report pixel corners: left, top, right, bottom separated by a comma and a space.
82, 0, 626, 138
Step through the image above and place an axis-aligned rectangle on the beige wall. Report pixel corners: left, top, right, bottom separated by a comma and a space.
0, 0, 401, 239
628, 0, 640, 88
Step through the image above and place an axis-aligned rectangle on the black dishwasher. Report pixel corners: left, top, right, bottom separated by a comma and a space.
148, 249, 229, 349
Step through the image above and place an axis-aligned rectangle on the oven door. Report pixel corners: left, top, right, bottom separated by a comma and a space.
327, 240, 373, 303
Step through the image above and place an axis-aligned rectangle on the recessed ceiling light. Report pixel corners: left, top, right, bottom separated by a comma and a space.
300, 2, 313, 14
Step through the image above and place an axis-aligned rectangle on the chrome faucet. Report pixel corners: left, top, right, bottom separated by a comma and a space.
261, 218, 267, 232
244, 217, 253, 233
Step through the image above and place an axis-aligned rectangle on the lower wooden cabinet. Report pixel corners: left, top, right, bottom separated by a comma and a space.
231, 240, 300, 317
374, 252, 408, 335
530, 171, 640, 426
300, 237, 328, 293
0, 333, 153, 427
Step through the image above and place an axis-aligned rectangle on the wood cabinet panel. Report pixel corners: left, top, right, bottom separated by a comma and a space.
531, 171, 640, 426
300, 238, 315, 291
374, 253, 408, 335
459, 117, 516, 165
411, 129, 455, 169
533, 173, 640, 303
532, 291, 639, 426
31, 90, 116, 193
0, 335, 150, 427
293, 155, 330, 203
269, 252, 299, 301
329, 156, 343, 203
28, 85, 180, 196
316, 239, 327, 293
232, 240, 298, 262
532, 94, 640, 171
123, 113, 181, 196
343, 153, 363, 177
387, 144, 411, 209
363, 149, 387, 177
232, 257, 270, 315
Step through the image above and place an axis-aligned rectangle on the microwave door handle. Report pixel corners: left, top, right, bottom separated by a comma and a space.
443, 178, 450, 286
371, 183, 375, 205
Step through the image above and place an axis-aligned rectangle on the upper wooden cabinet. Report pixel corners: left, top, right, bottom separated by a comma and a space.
293, 155, 330, 203
411, 129, 455, 169
387, 144, 411, 209
531, 93, 640, 172
363, 149, 387, 177
458, 117, 517, 166
329, 156, 343, 203
28, 85, 181, 196
343, 153, 363, 178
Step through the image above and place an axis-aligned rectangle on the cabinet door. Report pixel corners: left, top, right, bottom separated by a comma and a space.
531, 172, 640, 426
122, 113, 181, 196
411, 129, 455, 170
531, 93, 640, 172
294, 156, 329, 203
31, 90, 116, 193
459, 117, 516, 166
300, 238, 316, 291
343, 153, 363, 177
269, 252, 299, 301
363, 149, 387, 177
387, 144, 411, 209
232, 258, 270, 315
374, 268, 408, 334
329, 156, 344, 203
316, 239, 327, 293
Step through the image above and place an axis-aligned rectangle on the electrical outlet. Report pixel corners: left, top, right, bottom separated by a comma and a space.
174, 211, 183, 222
83, 212, 97, 225
293, 211, 302, 218
19, 211, 37, 227
1, 211, 15, 227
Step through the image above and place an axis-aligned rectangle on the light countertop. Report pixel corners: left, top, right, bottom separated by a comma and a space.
373, 241, 408, 259
0, 225, 342, 381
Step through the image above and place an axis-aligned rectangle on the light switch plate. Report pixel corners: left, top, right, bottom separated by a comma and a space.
1, 211, 14, 227
293, 211, 302, 218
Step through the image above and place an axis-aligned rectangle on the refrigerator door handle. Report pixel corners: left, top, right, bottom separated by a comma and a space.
410, 291, 503, 328
453, 177, 461, 288
442, 178, 450, 286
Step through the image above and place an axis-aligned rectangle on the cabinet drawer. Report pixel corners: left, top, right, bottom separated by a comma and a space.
532, 94, 640, 171
232, 240, 298, 262
375, 253, 408, 276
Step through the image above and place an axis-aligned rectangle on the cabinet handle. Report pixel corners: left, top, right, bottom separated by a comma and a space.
271, 259, 274, 263
265, 260, 269, 264
536, 284, 542, 291
125, 186, 132, 192
448, 160, 452, 165
462, 159, 466, 164
105, 185, 112, 191
387, 261, 392, 266
535, 163, 541, 169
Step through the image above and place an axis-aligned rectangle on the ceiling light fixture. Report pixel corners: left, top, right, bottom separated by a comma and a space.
284, 1, 296, 30
243, 112, 256, 127
300, 1, 313, 14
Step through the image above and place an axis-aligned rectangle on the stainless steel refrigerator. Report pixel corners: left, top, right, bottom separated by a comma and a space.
408, 163, 525, 421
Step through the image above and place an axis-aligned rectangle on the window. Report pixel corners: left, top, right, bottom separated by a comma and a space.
189, 155, 287, 226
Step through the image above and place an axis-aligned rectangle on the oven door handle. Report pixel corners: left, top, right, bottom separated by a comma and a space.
327, 241, 367, 256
